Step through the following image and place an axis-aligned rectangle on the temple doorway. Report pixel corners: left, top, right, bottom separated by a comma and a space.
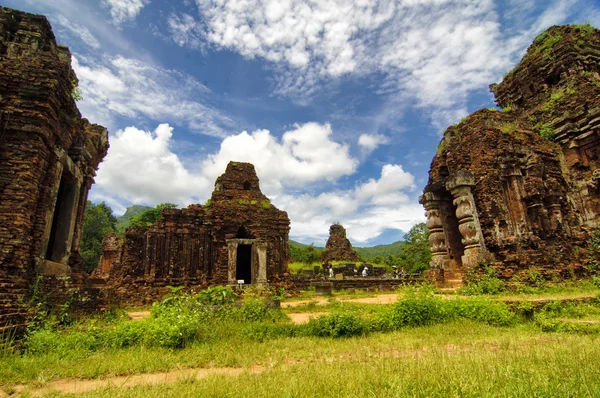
236, 244, 252, 284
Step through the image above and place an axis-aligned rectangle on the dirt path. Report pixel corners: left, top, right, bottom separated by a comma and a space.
127, 311, 151, 321
287, 312, 328, 324
281, 293, 403, 308
280, 297, 330, 308
6, 366, 264, 397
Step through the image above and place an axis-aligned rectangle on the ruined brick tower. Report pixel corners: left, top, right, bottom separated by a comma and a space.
320, 223, 360, 263
0, 7, 109, 329
421, 24, 600, 287
100, 162, 290, 304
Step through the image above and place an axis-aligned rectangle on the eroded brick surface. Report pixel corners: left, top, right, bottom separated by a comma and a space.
0, 7, 108, 330
100, 162, 291, 305
421, 25, 600, 287
320, 224, 360, 263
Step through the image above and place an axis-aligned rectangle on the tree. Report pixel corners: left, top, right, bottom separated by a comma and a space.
80, 201, 117, 273
404, 222, 429, 244
129, 203, 177, 227
289, 243, 322, 264
398, 222, 431, 273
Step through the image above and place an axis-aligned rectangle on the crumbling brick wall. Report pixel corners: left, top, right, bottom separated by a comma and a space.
421, 25, 600, 287
320, 223, 360, 263
0, 7, 108, 330
101, 162, 291, 305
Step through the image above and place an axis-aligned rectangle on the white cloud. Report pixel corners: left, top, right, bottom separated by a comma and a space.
103, 0, 149, 25
90, 121, 423, 242
50, 14, 101, 49
71, 55, 236, 137
201, 122, 358, 193
173, 0, 585, 130
273, 164, 421, 243
358, 133, 389, 153
93, 121, 358, 207
92, 124, 211, 207
168, 13, 205, 49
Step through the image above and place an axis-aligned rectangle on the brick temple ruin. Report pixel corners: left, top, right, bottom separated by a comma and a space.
0, 8, 109, 329
421, 24, 600, 287
98, 162, 291, 304
320, 223, 360, 263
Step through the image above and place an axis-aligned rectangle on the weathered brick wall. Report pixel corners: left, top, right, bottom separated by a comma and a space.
0, 7, 108, 330
423, 25, 600, 285
321, 223, 360, 263
101, 162, 291, 305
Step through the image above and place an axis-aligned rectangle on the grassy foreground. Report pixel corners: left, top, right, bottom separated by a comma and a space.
1, 285, 599, 397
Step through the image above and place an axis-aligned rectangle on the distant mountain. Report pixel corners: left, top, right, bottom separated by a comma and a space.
288, 239, 405, 259
116, 205, 152, 231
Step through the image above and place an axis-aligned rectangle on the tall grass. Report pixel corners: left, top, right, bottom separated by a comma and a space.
2, 285, 599, 391
48, 327, 600, 397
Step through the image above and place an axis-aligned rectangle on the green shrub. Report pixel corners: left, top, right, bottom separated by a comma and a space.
197, 286, 237, 306
445, 298, 517, 327
305, 312, 365, 338
592, 276, 600, 289
373, 289, 446, 331
460, 267, 505, 295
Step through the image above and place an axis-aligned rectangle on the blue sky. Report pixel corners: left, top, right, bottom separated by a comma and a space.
4, 0, 599, 246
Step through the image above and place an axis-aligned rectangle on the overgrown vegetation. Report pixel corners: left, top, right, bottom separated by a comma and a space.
532, 30, 563, 56
128, 202, 177, 227
2, 283, 600, 395
81, 201, 117, 273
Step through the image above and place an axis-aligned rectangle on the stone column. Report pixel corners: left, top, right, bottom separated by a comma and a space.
70, 176, 93, 256
419, 192, 450, 270
447, 170, 487, 268
226, 240, 238, 284
38, 161, 64, 263
256, 241, 268, 285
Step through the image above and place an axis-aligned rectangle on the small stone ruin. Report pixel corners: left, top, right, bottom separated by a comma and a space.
320, 223, 360, 263
421, 25, 600, 287
98, 162, 291, 304
0, 7, 109, 330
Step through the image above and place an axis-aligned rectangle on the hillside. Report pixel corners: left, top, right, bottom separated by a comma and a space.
289, 239, 405, 260
116, 205, 152, 231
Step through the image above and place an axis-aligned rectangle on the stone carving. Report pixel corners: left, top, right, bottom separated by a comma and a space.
320, 224, 360, 264
421, 24, 600, 287
0, 7, 109, 330
100, 162, 290, 304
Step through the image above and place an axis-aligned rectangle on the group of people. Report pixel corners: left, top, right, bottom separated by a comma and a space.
392, 265, 407, 279
326, 265, 406, 279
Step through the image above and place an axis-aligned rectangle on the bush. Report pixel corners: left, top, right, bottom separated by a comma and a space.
305, 312, 366, 338
371, 288, 516, 331
445, 298, 517, 327
460, 267, 505, 295
197, 286, 237, 306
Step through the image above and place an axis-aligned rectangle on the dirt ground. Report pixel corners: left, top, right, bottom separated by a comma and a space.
5, 366, 265, 397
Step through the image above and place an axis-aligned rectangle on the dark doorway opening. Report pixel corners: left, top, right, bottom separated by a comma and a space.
236, 244, 252, 284
46, 174, 78, 262
440, 192, 464, 267
243, 181, 251, 190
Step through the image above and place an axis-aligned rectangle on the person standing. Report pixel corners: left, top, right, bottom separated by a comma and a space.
329, 266, 334, 279
362, 266, 368, 278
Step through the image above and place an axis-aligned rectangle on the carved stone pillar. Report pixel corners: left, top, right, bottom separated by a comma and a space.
547, 195, 566, 235
419, 192, 450, 270
255, 241, 268, 285
447, 170, 487, 268
227, 240, 238, 284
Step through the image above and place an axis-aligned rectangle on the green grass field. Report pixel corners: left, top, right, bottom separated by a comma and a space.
1, 283, 599, 397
